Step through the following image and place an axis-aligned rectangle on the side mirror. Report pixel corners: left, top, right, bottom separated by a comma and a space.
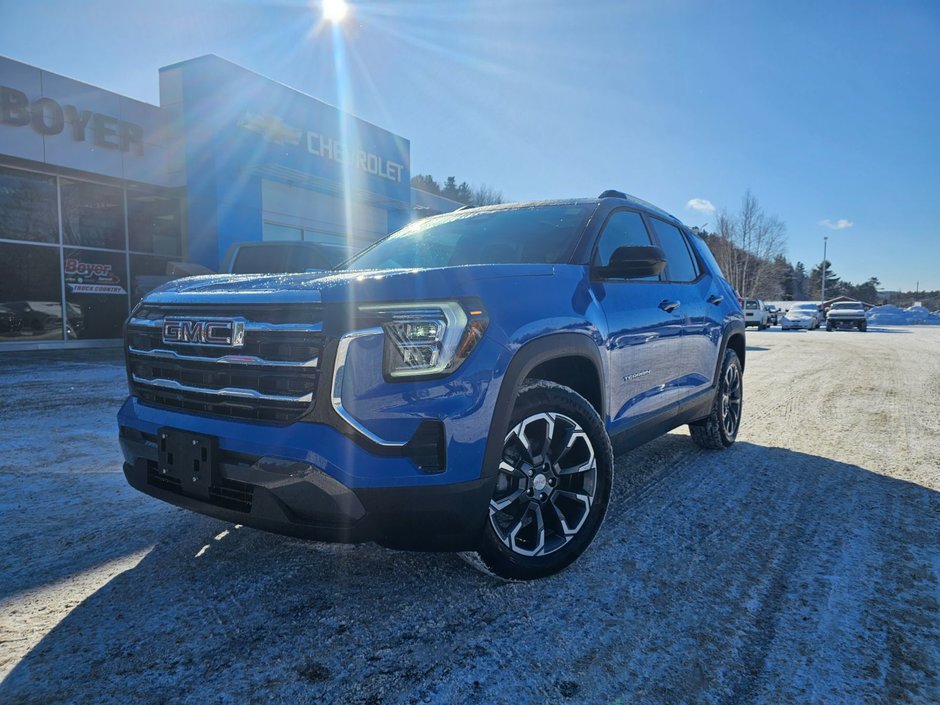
597, 245, 666, 279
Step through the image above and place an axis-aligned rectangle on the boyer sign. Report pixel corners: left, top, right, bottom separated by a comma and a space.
0, 85, 144, 155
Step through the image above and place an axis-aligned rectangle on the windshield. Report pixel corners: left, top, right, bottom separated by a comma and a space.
792, 304, 818, 312
832, 302, 861, 309
340, 204, 595, 270
744, 300, 759, 309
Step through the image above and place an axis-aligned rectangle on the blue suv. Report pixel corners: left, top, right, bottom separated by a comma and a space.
118, 191, 745, 579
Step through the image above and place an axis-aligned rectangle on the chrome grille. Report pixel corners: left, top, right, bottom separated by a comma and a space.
126, 304, 324, 423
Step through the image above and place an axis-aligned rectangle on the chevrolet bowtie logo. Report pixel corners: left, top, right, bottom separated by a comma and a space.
237, 112, 304, 145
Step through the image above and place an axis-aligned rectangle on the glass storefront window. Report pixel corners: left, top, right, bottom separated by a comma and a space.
63, 248, 129, 339
128, 187, 182, 256
0, 243, 64, 341
0, 165, 188, 345
61, 178, 126, 250
0, 166, 59, 243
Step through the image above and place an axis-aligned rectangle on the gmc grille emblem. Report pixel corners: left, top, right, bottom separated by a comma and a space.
161, 318, 245, 347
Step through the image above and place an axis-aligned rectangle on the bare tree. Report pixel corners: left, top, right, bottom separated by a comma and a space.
711, 190, 786, 298
470, 183, 503, 207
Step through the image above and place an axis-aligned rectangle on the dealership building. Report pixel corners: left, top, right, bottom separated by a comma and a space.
0, 54, 459, 349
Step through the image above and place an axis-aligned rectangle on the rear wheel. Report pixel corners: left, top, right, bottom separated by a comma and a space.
858, 321, 867, 332
826, 320, 833, 331
689, 349, 743, 449
473, 380, 613, 580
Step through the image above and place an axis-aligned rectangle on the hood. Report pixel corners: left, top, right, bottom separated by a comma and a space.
141, 263, 559, 306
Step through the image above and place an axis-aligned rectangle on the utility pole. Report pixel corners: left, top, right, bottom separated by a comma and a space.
821, 236, 828, 304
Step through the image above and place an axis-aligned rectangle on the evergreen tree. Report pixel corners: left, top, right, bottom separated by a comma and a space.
809, 260, 841, 300
411, 174, 503, 206
410, 174, 441, 196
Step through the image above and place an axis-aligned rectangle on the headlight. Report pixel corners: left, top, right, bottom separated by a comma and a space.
359, 301, 488, 379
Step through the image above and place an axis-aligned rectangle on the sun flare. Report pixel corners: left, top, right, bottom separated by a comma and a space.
322, 0, 348, 23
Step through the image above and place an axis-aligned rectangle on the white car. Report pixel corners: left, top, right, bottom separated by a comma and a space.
781, 303, 821, 330
743, 298, 770, 330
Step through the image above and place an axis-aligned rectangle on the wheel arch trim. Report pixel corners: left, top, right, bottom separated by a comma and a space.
713, 321, 746, 389
480, 333, 604, 481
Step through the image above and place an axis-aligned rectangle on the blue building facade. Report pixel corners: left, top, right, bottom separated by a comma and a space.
161, 55, 414, 269
0, 54, 456, 349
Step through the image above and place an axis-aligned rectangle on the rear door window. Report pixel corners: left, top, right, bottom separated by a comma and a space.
648, 218, 700, 282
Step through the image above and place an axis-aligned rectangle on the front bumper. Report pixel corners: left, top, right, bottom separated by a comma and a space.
119, 417, 494, 551
117, 311, 511, 550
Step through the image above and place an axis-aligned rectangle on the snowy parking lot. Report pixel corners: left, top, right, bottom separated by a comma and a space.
1, 327, 939, 704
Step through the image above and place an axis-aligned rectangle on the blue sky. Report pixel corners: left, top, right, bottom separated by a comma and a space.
2, 0, 938, 290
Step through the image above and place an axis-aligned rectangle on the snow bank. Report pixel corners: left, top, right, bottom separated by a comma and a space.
866, 305, 940, 325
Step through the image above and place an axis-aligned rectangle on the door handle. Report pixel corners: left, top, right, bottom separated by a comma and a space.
708, 294, 724, 306
659, 300, 681, 313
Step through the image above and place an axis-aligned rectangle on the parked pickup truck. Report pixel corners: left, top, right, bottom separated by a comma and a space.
132, 241, 337, 302
117, 191, 746, 579
826, 301, 867, 331
743, 299, 770, 329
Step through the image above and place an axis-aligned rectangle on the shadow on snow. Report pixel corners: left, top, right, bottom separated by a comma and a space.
2, 438, 938, 705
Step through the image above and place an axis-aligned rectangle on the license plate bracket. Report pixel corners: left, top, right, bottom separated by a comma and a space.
157, 428, 218, 501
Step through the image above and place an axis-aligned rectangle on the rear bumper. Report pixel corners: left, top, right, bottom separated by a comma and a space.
120, 427, 493, 551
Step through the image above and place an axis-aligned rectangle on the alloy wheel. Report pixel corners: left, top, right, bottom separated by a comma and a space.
488, 412, 597, 557
721, 363, 742, 437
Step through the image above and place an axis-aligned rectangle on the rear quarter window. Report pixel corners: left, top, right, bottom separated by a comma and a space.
688, 232, 726, 278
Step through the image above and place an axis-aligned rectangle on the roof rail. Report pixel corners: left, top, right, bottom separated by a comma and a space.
598, 189, 627, 199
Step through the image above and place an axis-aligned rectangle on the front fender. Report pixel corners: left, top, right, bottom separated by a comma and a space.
479, 332, 605, 482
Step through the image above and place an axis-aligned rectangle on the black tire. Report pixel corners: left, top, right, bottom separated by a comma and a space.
858, 321, 867, 332
826, 321, 833, 331
473, 380, 613, 580
689, 348, 743, 450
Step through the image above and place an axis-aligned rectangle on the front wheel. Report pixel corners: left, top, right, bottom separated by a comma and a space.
473, 380, 613, 580
689, 348, 743, 449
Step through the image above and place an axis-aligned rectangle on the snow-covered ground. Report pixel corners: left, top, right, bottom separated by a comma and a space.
1, 329, 938, 704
